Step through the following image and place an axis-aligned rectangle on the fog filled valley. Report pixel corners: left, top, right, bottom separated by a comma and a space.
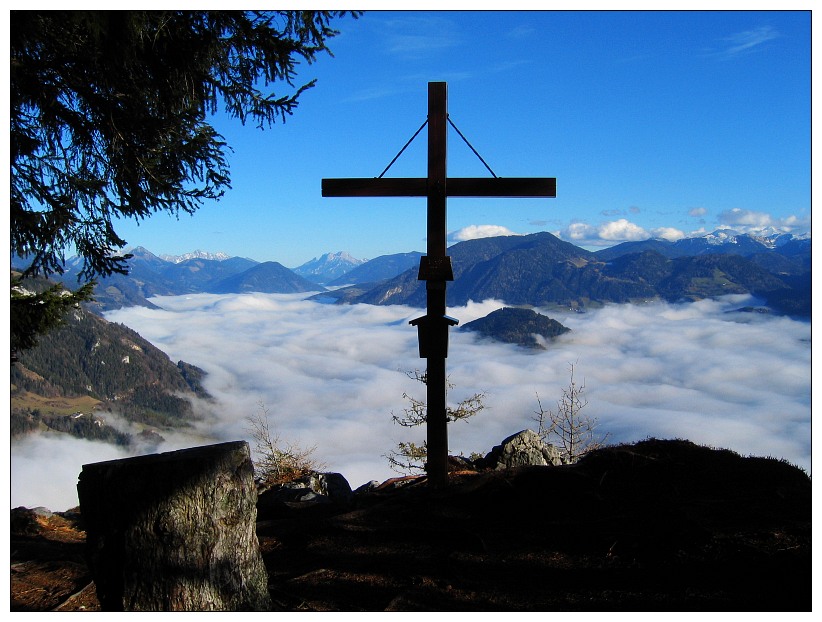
10, 291, 811, 512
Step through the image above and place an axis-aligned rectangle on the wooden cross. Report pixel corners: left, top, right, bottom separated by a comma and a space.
322, 82, 556, 487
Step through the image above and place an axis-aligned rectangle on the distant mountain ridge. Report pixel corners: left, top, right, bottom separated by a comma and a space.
293, 251, 366, 285
327, 252, 424, 287
156, 249, 233, 263
11, 228, 811, 316
336, 230, 810, 317
43, 247, 322, 311
597, 229, 811, 262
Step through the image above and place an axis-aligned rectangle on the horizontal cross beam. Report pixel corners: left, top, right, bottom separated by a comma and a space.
321, 177, 556, 198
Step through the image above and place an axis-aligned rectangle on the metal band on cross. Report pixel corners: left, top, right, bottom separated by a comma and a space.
322, 82, 556, 487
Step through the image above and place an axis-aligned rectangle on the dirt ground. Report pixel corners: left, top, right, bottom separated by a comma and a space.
10, 440, 812, 612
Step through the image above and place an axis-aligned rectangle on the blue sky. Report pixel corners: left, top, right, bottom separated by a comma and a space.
113, 9, 811, 267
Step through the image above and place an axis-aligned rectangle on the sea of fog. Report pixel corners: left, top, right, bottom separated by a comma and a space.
10, 292, 812, 511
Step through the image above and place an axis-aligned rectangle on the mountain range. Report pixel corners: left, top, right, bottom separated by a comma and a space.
9, 228, 811, 450
10, 229, 811, 317
327, 231, 811, 317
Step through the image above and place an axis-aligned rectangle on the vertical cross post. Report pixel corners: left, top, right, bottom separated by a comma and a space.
321, 81, 555, 488
425, 82, 449, 488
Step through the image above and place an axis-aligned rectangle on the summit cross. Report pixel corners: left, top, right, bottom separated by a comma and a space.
322, 81, 556, 487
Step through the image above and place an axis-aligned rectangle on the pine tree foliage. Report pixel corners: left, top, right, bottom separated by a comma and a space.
10, 10, 356, 354
11, 274, 94, 361
385, 370, 486, 475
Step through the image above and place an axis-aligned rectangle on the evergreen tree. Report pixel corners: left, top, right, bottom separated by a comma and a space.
10, 10, 357, 355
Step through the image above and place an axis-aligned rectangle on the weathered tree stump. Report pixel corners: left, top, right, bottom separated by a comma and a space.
77, 441, 270, 611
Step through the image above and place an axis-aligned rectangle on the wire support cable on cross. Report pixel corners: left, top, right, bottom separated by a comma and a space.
446, 116, 497, 178
376, 115, 498, 179
377, 119, 428, 179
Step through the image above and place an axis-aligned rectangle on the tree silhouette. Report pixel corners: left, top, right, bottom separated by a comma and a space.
533, 362, 609, 462
10, 10, 357, 357
385, 370, 486, 475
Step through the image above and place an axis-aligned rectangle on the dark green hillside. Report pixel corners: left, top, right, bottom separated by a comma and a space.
602, 250, 672, 287
11, 307, 210, 432
657, 254, 789, 302
352, 232, 599, 307
346, 231, 807, 316
462, 307, 571, 348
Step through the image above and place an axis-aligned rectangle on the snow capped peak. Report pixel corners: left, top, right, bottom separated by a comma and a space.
309, 251, 366, 264
697, 227, 811, 250
702, 229, 742, 244
158, 250, 232, 263
292, 251, 366, 284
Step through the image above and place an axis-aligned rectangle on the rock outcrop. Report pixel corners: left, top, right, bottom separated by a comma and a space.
477, 429, 564, 470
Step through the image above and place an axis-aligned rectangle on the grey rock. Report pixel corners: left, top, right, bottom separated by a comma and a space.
480, 429, 563, 470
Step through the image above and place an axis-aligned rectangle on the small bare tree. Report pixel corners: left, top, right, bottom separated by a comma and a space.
246, 402, 325, 487
534, 362, 609, 463
385, 370, 486, 475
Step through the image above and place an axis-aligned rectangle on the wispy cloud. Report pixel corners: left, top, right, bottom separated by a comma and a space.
506, 24, 536, 40
380, 15, 463, 59
11, 291, 810, 511
709, 26, 780, 59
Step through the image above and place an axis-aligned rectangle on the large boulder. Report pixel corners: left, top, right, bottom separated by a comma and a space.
479, 429, 564, 470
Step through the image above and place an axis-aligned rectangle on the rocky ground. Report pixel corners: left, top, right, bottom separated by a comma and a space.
10, 439, 812, 611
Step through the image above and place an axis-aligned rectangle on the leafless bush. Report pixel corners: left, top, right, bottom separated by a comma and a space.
534, 362, 609, 463
247, 403, 325, 486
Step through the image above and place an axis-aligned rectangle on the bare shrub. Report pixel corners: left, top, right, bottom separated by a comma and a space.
246, 403, 325, 486
534, 362, 609, 463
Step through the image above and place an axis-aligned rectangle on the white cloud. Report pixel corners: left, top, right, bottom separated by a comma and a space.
650, 226, 686, 242
689, 207, 708, 218
717, 207, 809, 234
561, 221, 597, 242
597, 219, 649, 241
11, 436, 131, 512
11, 293, 811, 511
719, 207, 774, 228
559, 218, 651, 246
450, 224, 519, 242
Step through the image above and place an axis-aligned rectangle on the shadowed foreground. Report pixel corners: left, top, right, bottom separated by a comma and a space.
10, 439, 811, 611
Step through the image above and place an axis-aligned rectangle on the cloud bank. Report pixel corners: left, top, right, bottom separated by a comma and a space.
11, 292, 811, 511
559, 219, 686, 246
